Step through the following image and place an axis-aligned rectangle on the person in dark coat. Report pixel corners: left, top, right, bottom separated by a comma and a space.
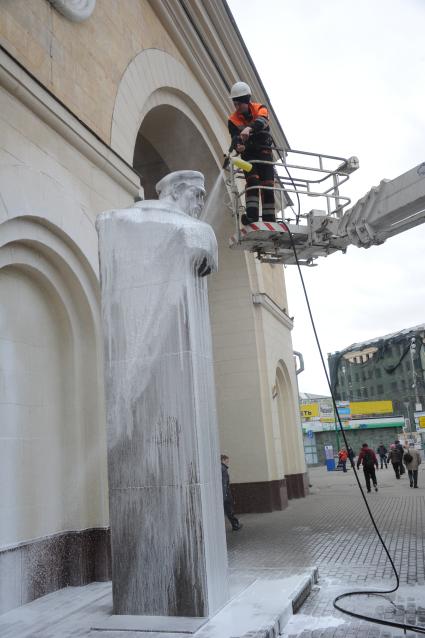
357, 443, 379, 493
376, 443, 388, 469
347, 446, 355, 464
221, 455, 242, 531
394, 440, 405, 475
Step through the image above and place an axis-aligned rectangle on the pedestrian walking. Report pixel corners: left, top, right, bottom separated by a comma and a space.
357, 443, 379, 493
376, 443, 388, 469
221, 454, 242, 531
347, 446, 355, 464
395, 439, 405, 475
403, 444, 421, 488
388, 443, 403, 479
338, 449, 348, 472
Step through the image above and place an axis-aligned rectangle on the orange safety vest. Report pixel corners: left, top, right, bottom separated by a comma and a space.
228, 102, 269, 130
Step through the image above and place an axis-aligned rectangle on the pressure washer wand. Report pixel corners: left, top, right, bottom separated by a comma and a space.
222, 137, 253, 172
223, 136, 240, 169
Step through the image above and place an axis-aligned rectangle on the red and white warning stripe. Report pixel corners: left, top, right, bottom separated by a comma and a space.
229, 221, 289, 247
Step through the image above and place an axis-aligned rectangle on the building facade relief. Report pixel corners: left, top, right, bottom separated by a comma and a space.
0, 0, 307, 615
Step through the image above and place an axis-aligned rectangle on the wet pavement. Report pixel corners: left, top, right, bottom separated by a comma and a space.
227, 462, 425, 636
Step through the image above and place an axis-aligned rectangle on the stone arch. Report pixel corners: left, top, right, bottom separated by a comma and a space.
275, 360, 307, 499
110, 47, 272, 513
111, 46, 238, 265
0, 193, 107, 547
110, 48, 227, 165
0, 164, 100, 277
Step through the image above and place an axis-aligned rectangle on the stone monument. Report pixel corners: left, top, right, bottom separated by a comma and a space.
96, 171, 229, 626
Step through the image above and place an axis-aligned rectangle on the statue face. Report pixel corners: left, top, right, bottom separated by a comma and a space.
175, 184, 205, 219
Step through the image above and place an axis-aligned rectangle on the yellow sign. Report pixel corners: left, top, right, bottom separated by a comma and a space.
419, 416, 425, 429
350, 400, 393, 416
300, 403, 319, 418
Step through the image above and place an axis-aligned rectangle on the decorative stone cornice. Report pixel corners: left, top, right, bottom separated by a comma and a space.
147, 0, 289, 150
252, 292, 294, 330
49, 0, 96, 22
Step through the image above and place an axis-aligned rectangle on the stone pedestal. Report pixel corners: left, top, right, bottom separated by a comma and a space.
97, 196, 228, 618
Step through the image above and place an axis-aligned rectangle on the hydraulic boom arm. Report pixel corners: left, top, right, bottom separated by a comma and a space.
336, 162, 425, 249
227, 153, 425, 265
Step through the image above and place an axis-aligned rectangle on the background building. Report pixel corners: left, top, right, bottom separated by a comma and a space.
0, 0, 307, 613
328, 324, 425, 429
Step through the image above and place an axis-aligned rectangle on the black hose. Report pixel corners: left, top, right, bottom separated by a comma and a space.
281, 221, 425, 635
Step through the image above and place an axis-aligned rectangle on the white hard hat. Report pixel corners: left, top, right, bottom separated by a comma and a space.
230, 81, 251, 99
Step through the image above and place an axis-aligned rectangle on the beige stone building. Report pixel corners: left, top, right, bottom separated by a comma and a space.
0, 0, 307, 612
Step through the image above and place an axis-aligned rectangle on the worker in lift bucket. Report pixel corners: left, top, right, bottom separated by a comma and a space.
228, 81, 276, 225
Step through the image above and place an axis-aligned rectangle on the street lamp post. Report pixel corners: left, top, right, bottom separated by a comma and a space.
334, 403, 340, 452
410, 337, 422, 414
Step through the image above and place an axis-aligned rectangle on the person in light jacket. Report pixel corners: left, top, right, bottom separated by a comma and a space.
403, 444, 422, 488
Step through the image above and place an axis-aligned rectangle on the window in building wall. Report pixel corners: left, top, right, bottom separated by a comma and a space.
368, 369, 373, 379
370, 386, 375, 396
375, 368, 382, 378
377, 384, 384, 394
362, 371, 366, 381
363, 388, 368, 398
391, 381, 398, 392
355, 372, 359, 382
401, 379, 406, 390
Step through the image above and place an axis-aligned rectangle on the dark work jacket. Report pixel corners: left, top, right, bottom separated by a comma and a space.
228, 102, 272, 158
377, 445, 387, 457
221, 463, 232, 501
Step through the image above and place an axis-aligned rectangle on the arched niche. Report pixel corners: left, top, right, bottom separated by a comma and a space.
275, 361, 308, 499
0, 214, 107, 547
112, 47, 269, 506
134, 103, 220, 199
111, 49, 227, 166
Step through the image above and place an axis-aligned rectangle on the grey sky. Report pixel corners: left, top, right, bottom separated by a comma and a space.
227, 0, 425, 394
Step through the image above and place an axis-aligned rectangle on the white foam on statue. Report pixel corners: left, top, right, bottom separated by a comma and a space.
96, 171, 229, 621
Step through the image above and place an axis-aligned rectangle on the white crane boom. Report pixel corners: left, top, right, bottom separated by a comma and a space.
337, 162, 425, 249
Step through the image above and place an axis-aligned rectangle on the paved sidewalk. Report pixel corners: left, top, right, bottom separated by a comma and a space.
227, 463, 425, 637
2, 463, 424, 637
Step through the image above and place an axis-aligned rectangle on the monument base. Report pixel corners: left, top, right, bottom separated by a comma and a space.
91, 569, 318, 636
92, 614, 207, 633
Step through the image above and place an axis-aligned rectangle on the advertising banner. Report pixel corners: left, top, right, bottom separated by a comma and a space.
300, 403, 320, 418
350, 400, 393, 416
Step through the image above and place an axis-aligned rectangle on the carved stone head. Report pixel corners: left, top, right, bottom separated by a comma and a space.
156, 171, 206, 219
